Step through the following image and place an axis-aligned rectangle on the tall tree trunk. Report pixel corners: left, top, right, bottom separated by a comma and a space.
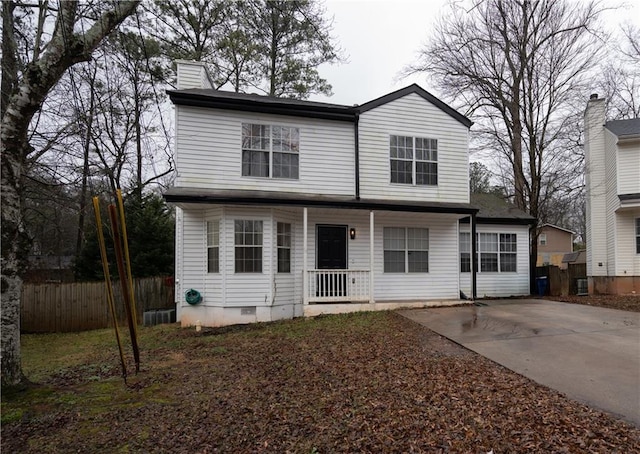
76, 79, 96, 263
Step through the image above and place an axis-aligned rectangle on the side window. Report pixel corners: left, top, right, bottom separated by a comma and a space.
207, 221, 219, 273
460, 232, 471, 273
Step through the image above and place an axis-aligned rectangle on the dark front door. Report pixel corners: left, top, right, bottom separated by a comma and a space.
316, 225, 347, 298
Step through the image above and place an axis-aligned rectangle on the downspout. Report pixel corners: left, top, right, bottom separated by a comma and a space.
354, 111, 360, 200
471, 212, 477, 300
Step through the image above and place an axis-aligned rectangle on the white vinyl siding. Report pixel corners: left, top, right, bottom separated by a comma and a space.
617, 142, 640, 195
175, 106, 354, 195
375, 213, 460, 301
459, 224, 530, 297
359, 93, 469, 203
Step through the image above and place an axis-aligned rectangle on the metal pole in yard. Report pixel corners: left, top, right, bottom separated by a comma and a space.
108, 204, 141, 373
116, 189, 139, 336
93, 197, 127, 383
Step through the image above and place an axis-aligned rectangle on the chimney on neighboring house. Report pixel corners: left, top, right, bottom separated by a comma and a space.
583, 93, 607, 280
175, 60, 214, 90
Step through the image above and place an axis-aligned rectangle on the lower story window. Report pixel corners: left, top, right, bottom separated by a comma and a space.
277, 222, 291, 273
207, 221, 219, 273
234, 220, 263, 273
636, 218, 640, 254
384, 227, 429, 273
463, 232, 517, 273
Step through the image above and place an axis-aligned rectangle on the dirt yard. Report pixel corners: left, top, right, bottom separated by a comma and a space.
2, 311, 639, 453
546, 294, 640, 312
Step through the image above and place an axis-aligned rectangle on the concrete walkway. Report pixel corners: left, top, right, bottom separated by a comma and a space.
400, 299, 640, 426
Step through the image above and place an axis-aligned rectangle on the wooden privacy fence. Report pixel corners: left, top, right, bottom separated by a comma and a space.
535, 263, 587, 296
21, 276, 175, 333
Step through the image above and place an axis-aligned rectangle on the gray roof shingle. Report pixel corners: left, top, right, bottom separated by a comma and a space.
605, 118, 640, 138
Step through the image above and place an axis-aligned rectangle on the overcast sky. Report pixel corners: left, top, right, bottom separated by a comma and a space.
309, 0, 640, 106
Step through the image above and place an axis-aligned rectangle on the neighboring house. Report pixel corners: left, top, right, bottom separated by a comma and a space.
460, 193, 535, 298
164, 61, 532, 327
536, 224, 575, 269
584, 94, 640, 294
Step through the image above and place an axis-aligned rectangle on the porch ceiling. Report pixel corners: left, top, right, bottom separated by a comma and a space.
164, 187, 478, 215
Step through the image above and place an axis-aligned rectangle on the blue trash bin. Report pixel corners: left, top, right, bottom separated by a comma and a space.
536, 276, 548, 296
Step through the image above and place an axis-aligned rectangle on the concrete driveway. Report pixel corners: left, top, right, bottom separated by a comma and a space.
400, 299, 640, 426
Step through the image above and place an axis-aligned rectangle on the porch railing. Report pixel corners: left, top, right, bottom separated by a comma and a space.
306, 269, 370, 303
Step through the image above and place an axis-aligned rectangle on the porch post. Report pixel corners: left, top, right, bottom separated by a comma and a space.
303, 207, 308, 305
471, 212, 477, 300
369, 210, 375, 304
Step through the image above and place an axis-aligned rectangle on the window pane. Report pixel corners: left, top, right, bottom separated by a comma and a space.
479, 233, 498, 252
384, 250, 405, 272
407, 228, 429, 250
273, 152, 298, 179
500, 253, 517, 272
416, 162, 437, 185
390, 160, 413, 184
460, 232, 470, 253
460, 252, 471, 273
500, 234, 517, 252
242, 150, 268, 177
208, 247, 219, 273
480, 253, 498, 272
408, 251, 429, 272
278, 248, 291, 273
384, 227, 405, 250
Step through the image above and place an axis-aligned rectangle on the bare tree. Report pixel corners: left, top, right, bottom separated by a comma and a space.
407, 0, 606, 290
1, 0, 139, 387
598, 23, 640, 119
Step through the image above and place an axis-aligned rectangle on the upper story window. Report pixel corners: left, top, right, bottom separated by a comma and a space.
242, 124, 299, 179
389, 135, 437, 186
539, 233, 547, 246
383, 227, 429, 273
636, 218, 640, 254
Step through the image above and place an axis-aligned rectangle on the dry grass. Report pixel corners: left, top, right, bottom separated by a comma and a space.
3, 311, 639, 453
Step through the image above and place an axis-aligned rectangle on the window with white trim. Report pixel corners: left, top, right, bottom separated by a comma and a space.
390, 135, 437, 185
384, 227, 429, 273
460, 232, 471, 272
277, 222, 291, 273
241, 124, 299, 179
539, 233, 547, 246
234, 220, 263, 273
207, 221, 219, 273
499, 234, 517, 272
467, 232, 517, 273
636, 218, 640, 254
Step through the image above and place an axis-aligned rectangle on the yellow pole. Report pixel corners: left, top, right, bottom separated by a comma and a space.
93, 197, 127, 382
116, 189, 139, 336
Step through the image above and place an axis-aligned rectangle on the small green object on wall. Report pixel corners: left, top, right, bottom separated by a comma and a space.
185, 289, 202, 305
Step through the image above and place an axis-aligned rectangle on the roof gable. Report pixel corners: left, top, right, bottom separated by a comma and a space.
356, 84, 473, 128
540, 223, 575, 235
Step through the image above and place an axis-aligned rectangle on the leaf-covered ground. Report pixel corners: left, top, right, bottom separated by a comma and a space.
546, 294, 640, 313
3, 311, 639, 453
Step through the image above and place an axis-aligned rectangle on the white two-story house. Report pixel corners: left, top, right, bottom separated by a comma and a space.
164, 61, 532, 327
585, 94, 640, 294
